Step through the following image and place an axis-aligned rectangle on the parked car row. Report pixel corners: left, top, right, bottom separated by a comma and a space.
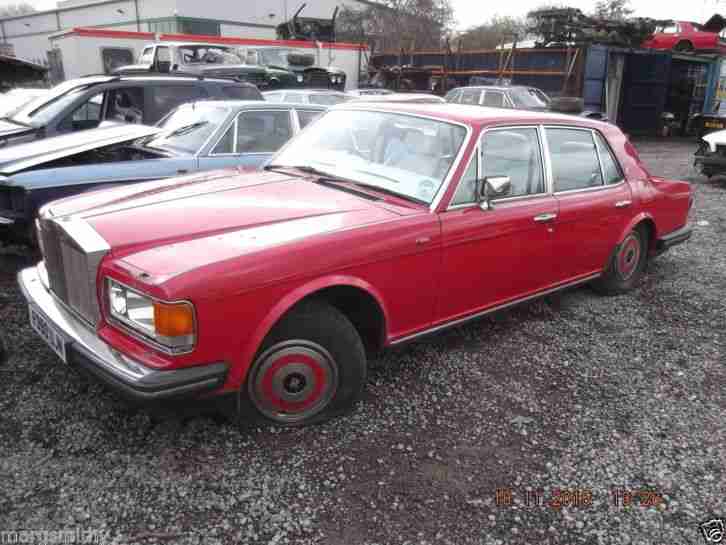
9, 91, 692, 427
113, 42, 347, 91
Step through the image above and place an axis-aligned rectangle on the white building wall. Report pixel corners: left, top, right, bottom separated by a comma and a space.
219, 24, 275, 40
59, 1, 135, 29
51, 32, 149, 79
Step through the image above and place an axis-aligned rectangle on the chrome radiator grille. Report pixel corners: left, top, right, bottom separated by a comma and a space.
37, 215, 109, 326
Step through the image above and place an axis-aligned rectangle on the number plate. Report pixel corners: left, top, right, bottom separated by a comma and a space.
28, 305, 67, 364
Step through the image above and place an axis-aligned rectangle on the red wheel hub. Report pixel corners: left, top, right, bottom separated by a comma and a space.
617, 234, 641, 280
249, 342, 338, 423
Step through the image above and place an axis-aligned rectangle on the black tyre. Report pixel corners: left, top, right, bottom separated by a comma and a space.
0, 332, 7, 365
592, 225, 648, 296
240, 300, 366, 426
674, 41, 694, 53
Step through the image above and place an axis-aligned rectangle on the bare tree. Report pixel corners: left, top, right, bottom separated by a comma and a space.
337, 0, 454, 52
457, 16, 528, 50
593, 0, 633, 21
0, 2, 36, 17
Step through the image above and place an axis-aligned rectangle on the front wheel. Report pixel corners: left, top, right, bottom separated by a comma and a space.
591, 226, 648, 295
240, 300, 366, 426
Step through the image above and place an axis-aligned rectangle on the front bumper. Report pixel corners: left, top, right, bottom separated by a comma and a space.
17, 266, 228, 402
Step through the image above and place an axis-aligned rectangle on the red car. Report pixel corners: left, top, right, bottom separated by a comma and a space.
18, 104, 693, 426
642, 15, 726, 52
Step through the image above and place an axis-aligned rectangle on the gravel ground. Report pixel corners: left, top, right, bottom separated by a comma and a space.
0, 138, 724, 545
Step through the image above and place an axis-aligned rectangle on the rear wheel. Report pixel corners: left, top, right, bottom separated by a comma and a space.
240, 300, 366, 426
674, 40, 694, 53
591, 225, 648, 295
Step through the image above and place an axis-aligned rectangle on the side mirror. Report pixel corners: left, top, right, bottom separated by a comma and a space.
478, 176, 511, 210
157, 61, 171, 73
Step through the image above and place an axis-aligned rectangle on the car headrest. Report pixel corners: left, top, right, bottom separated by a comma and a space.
116, 93, 133, 108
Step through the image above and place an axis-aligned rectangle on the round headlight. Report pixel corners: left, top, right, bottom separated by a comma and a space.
297, 74, 304, 83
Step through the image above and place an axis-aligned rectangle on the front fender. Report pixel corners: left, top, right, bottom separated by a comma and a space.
227, 275, 390, 388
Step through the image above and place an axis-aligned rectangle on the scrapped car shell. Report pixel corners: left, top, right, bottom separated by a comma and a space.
0, 122, 160, 177
701, 129, 726, 152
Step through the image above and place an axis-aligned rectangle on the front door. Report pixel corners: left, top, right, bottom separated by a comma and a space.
545, 126, 633, 282
199, 108, 296, 171
436, 126, 558, 324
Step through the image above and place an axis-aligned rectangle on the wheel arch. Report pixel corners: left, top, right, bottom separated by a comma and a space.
618, 212, 657, 252
230, 276, 390, 388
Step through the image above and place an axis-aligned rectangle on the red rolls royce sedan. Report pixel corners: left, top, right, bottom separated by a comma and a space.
18, 104, 693, 426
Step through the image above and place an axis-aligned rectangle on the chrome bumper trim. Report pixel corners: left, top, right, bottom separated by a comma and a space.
17, 265, 228, 400
0, 216, 15, 225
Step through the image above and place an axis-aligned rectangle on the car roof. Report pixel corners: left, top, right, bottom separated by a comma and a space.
450, 85, 530, 92
183, 100, 325, 110
73, 74, 256, 87
150, 42, 235, 48
263, 89, 347, 95
336, 102, 606, 128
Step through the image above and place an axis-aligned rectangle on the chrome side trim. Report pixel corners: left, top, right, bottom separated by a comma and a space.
389, 273, 601, 346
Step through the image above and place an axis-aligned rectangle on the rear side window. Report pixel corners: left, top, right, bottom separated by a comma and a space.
547, 128, 604, 192
460, 89, 481, 105
222, 85, 263, 100
483, 91, 505, 108
151, 86, 207, 123
297, 109, 323, 128
263, 92, 284, 102
482, 128, 545, 198
594, 132, 624, 184
236, 110, 293, 153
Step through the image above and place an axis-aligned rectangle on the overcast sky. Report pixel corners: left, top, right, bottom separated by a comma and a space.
2, 0, 725, 29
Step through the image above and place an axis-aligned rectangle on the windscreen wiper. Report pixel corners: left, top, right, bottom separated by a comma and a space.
163, 121, 208, 138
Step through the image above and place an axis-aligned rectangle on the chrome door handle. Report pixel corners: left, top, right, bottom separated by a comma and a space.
534, 213, 557, 223
615, 200, 632, 208
177, 169, 189, 175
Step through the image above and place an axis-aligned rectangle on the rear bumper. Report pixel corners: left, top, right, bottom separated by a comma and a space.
655, 225, 692, 255
17, 265, 228, 402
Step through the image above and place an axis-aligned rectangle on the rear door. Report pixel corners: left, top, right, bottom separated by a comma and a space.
545, 126, 633, 282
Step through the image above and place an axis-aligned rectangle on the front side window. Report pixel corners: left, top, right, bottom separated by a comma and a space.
482, 128, 544, 198
547, 128, 604, 192
236, 110, 292, 153
483, 91, 506, 108
270, 110, 468, 205
107, 87, 145, 124
139, 47, 154, 65
450, 150, 479, 205
594, 132, 624, 185
62, 92, 103, 131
